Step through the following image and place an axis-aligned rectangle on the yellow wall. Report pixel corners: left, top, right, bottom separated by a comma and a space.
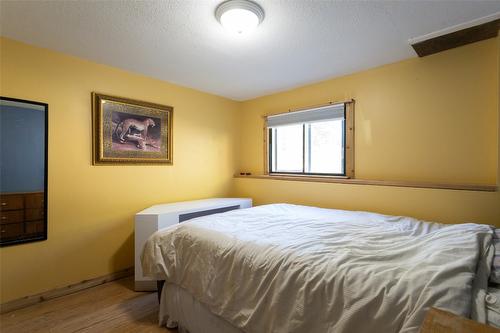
232, 38, 500, 225
0, 37, 240, 303
1, 35, 499, 304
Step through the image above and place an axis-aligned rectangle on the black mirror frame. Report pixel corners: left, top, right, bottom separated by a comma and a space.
0, 96, 48, 247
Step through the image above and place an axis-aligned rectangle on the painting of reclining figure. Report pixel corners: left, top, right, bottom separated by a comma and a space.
112, 112, 161, 152
92, 93, 173, 165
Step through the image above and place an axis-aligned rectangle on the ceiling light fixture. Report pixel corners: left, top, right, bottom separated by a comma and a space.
215, 0, 265, 35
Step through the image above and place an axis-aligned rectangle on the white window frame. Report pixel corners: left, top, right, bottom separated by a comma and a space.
264, 100, 354, 178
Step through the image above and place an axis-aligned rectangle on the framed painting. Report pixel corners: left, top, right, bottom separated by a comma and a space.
92, 93, 173, 165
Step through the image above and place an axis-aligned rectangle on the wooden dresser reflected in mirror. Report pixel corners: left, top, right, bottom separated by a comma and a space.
0, 97, 48, 246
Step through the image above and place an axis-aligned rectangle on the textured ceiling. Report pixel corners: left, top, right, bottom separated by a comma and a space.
1, 1, 499, 101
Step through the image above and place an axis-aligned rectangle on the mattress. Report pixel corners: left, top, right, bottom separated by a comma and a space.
142, 204, 495, 333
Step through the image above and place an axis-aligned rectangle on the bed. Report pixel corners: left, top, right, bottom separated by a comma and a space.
141, 204, 497, 333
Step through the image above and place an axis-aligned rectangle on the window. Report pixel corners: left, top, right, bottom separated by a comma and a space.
266, 101, 354, 177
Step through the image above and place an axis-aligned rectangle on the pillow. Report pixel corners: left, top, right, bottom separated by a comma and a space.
491, 229, 500, 284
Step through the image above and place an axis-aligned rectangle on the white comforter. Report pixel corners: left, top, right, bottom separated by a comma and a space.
141, 204, 494, 333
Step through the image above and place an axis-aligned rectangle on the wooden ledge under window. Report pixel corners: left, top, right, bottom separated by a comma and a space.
234, 174, 497, 192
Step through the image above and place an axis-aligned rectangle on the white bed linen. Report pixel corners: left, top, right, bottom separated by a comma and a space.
161, 283, 243, 333
486, 286, 500, 328
142, 204, 494, 333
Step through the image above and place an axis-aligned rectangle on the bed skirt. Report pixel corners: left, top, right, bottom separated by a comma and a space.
160, 283, 244, 333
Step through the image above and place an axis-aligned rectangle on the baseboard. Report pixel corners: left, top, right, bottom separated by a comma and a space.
0, 266, 134, 314
134, 280, 158, 291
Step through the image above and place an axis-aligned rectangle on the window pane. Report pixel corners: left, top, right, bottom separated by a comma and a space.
307, 120, 343, 174
274, 124, 303, 172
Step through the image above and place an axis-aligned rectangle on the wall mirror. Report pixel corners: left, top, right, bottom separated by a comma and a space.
0, 97, 48, 246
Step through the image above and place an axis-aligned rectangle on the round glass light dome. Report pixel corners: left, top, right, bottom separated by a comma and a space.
215, 0, 265, 35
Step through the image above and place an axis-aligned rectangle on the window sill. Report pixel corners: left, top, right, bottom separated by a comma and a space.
234, 174, 497, 192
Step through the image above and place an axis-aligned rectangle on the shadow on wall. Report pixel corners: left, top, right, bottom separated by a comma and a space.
43, 219, 135, 291
112, 231, 134, 288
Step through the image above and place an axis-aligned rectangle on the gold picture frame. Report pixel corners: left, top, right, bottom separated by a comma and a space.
92, 93, 173, 165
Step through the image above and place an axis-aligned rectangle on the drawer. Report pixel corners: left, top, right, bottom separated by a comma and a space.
25, 193, 44, 209
25, 221, 44, 234
25, 208, 44, 222
0, 210, 24, 224
0, 195, 24, 211
0, 223, 24, 239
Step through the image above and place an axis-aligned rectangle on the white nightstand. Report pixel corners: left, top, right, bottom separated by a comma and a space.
134, 197, 252, 291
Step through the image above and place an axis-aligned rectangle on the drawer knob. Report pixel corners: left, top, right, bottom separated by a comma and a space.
1, 230, 5, 233
1, 203, 6, 206
1, 216, 6, 220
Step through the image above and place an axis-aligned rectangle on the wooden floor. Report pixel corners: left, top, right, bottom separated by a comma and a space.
0, 277, 177, 333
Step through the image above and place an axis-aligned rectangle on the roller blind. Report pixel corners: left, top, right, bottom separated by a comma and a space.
267, 103, 345, 127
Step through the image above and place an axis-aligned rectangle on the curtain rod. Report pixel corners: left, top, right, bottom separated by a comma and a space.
262, 99, 354, 119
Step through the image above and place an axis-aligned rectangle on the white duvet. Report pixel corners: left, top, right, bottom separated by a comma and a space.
142, 204, 494, 333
